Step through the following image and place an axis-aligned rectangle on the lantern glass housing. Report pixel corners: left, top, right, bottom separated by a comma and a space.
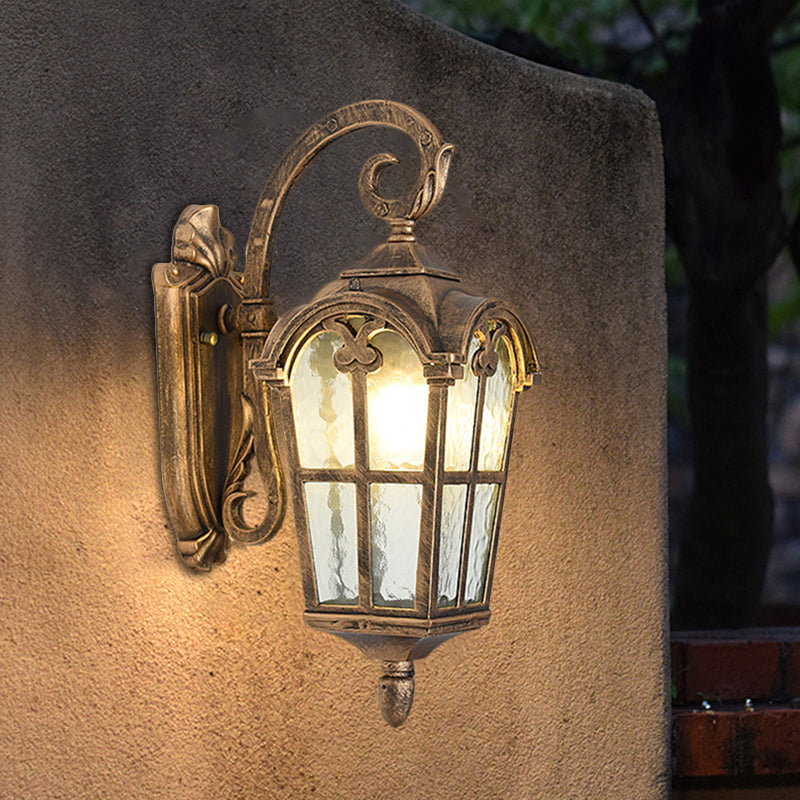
281, 319, 516, 613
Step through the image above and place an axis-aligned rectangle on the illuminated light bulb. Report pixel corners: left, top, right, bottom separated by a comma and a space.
365, 330, 428, 471
368, 381, 429, 469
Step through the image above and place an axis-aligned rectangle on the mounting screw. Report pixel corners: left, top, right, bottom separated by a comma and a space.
199, 330, 218, 346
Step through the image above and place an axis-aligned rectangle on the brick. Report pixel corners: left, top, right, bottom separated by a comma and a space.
744, 708, 800, 775
681, 640, 781, 702
673, 709, 738, 777
673, 707, 800, 777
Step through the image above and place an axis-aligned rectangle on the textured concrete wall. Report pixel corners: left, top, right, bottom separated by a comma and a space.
0, 1, 667, 798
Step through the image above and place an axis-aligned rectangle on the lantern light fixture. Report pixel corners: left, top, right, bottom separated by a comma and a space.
153, 100, 540, 726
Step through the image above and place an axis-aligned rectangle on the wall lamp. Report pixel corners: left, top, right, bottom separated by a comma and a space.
153, 100, 539, 726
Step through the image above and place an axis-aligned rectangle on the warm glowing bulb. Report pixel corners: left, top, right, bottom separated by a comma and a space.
369, 382, 429, 469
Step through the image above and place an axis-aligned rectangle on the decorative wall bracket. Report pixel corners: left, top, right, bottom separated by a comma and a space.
153, 101, 457, 572
152, 204, 282, 570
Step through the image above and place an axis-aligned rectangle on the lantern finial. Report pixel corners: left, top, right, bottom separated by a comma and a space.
378, 660, 415, 728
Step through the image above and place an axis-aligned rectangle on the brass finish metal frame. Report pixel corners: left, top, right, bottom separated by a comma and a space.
153, 100, 540, 725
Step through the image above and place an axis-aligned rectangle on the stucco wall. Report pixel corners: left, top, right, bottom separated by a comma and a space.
0, 1, 667, 798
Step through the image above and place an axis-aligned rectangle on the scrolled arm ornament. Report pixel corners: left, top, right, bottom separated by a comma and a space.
357, 138, 452, 226
221, 393, 285, 545
244, 100, 455, 299
228, 101, 452, 545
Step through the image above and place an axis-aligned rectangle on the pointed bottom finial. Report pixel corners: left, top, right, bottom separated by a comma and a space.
378, 660, 415, 727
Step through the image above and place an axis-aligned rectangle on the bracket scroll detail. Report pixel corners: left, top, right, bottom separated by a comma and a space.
153, 205, 284, 571
220, 391, 285, 546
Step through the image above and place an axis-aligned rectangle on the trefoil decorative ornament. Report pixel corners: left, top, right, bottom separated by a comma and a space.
152, 100, 540, 727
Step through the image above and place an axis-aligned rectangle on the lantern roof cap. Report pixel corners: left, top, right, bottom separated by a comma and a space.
251, 240, 539, 389
339, 240, 460, 283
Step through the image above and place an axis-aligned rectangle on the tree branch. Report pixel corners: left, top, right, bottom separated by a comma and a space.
790, 208, 800, 276
629, 0, 675, 65
783, 134, 800, 150
755, 0, 800, 34
771, 32, 800, 52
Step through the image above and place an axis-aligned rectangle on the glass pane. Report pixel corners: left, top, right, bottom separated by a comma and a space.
437, 484, 467, 608
444, 335, 480, 471
465, 483, 500, 604
304, 482, 358, 605
366, 330, 428, 471
290, 330, 354, 469
477, 336, 515, 471
370, 483, 422, 608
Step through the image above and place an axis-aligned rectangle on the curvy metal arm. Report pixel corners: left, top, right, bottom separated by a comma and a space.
244, 99, 453, 298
